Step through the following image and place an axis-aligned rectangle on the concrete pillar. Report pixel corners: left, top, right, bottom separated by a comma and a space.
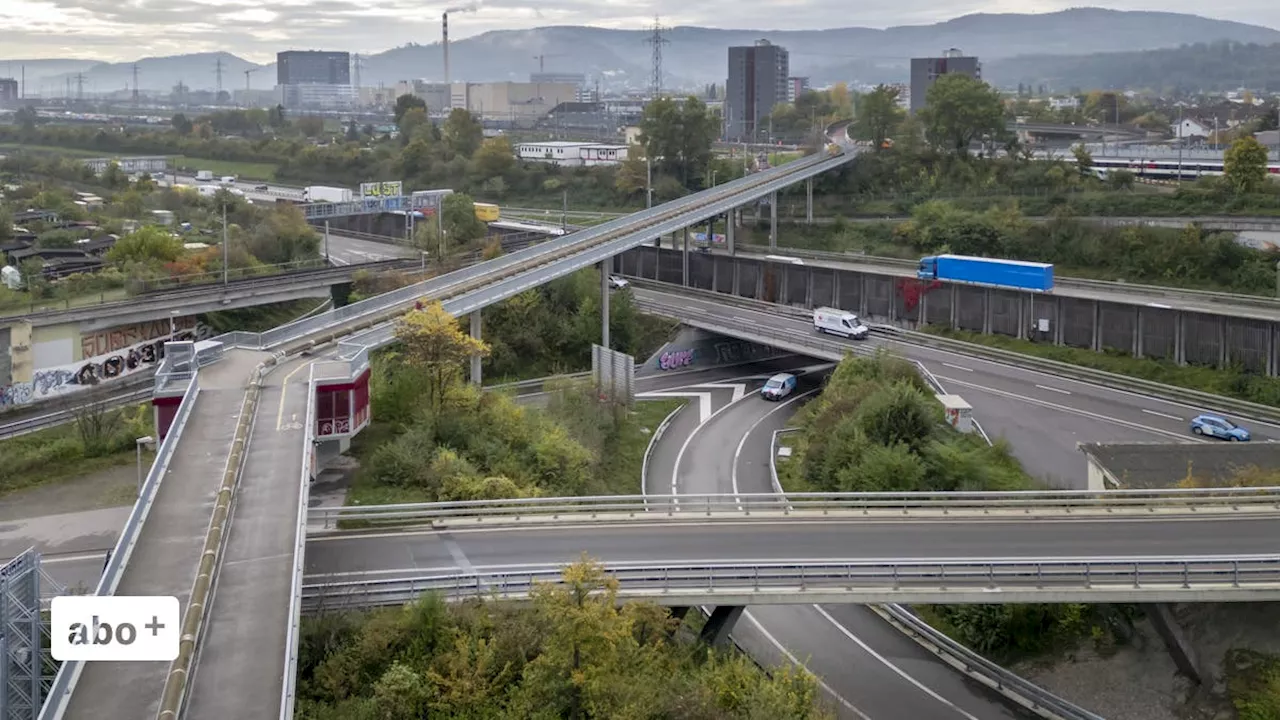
699, 606, 744, 647
1175, 312, 1186, 365
1016, 296, 1026, 340
981, 289, 991, 334
949, 285, 958, 330
1091, 301, 1102, 352
1269, 323, 1276, 377
805, 178, 813, 224
726, 211, 736, 254
1134, 307, 1143, 358
600, 260, 610, 349
1055, 301, 1065, 346
682, 227, 690, 286
769, 191, 778, 250
1143, 604, 1206, 685
469, 311, 482, 385
919, 291, 928, 328
1218, 317, 1227, 368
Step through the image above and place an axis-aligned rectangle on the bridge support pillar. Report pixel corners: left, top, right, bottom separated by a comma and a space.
769, 192, 778, 250
726, 211, 736, 254
1143, 604, 1206, 685
600, 260, 610, 349
805, 179, 813, 224
469, 311, 482, 385
682, 228, 690, 286
699, 605, 744, 648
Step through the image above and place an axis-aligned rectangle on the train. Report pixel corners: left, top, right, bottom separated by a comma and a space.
1081, 156, 1280, 179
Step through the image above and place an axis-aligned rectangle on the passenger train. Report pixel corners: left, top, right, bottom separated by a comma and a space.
1082, 156, 1280, 179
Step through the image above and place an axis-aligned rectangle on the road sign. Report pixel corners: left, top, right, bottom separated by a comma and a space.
359, 181, 403, 199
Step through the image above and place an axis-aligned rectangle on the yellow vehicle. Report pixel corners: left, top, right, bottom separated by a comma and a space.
473, 202, 500, 222
826, 143, 842, 155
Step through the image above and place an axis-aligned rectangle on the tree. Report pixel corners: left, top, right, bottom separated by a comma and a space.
171, 113, 193, 135
1224, 135, 1270, 194
345, 120, 359, 142
14, 106, 38, 132
442, 108, 483, 159
247, 204, 320, 265
854, 84, 904, 149
470, 136, 515, 181
1071, 144, 1094, 175
296, 115, 325, 138
106, 226, 184, 265
639, 96, 717, 188
101, 162, 127, 189
919, 74, 1006, 154
0, 207, 13, 241
393, 93, 428, 125
440, 192, 486, 248
393, 301, 490, 411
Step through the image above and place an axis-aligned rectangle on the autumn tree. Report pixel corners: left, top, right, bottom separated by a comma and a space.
442, 108, 484, 159
107, 226, 184, 265
919, 74, 1006, 154
1224, 135, 1270, 194
470, 136, 515, 182
853, 84, 904, 149
393, 301, 490, 411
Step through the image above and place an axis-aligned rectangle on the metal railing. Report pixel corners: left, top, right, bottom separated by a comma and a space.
38, 370, 201, 720
277, 364, 318, 720
308, 486, 1280, 528
300, 555, 1280, 609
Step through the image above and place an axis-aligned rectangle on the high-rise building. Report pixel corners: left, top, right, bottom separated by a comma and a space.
909, 49, 981, 114
787, 77, 810, 103
725, 40, 790, 142
277, 50, 352, 109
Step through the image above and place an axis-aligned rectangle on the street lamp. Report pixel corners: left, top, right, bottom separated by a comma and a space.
135, 436, 155, 495
169, 309, 180, 340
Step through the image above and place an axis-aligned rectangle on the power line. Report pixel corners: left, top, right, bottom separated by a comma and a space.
643, 15, 670, 98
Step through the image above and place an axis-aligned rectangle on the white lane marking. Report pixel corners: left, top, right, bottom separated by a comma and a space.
813, 605, 984, 720
670, 389, 762, 504
636, 391, 713, 424
1142, 409, 1184, 422
741, 610, 872, 719
942, 362, 973, 372
683, 382, 749, 403
936, 375, 1204, 443
1035, 384, 1071, 395
39, 551, 110, 565
732, 389, 821, 500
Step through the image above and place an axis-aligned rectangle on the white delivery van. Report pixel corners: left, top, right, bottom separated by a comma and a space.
813, 307, 869, 339
195, 170, 213, 181
220, 176, 236, 184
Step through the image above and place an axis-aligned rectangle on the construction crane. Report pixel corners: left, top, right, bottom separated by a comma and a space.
532, 53, 566, 73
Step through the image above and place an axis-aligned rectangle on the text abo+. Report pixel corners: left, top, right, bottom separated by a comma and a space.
51, 596, 180, 661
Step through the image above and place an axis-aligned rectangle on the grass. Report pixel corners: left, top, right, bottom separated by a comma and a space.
1226, 649, 1280, 720
0, 403, 151, 497
921, 326, 1280, 407
0, 142, 277, 180
0, 286, 130, 318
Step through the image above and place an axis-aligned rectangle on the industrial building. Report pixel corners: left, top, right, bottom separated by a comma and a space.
450, 82, 579, 127
393, 80, 451, 113
516, 141, 629, 167
277, 50, 353, 109
0, 78, 19, 105
909, 49, 981, 114
725, 40, 790, 142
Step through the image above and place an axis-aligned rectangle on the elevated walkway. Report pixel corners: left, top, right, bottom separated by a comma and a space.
60, 355, 263, 719
184, 356, 311, 720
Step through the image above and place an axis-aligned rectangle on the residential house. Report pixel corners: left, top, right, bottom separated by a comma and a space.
1171, 117, 1212, 140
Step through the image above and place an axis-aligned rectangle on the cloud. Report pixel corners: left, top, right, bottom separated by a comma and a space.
2, 0, 1278, 64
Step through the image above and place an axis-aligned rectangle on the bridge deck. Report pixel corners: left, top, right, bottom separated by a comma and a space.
183, 355, 310, 720
61, 375, 251, 719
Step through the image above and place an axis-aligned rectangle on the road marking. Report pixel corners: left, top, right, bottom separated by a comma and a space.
732, 389, 820, 500
39, 551, 110, 565
942, 362, 973, 372
670, 388, 763, 505
636, 391, 714, 424
813, 605, 984, 720
439, 532, 475, 574
741, 610, 871, 719
277, 362, 311, 430
1142, 409, 1184, 422
1035, 384, 1071, 395
936, 375, 1204, 443
680, 382, 749, 403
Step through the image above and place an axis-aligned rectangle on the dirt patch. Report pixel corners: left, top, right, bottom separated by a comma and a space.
0, 464, 137, 521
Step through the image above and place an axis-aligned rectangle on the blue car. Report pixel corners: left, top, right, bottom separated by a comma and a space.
760, 373, 797, 401
1190, 414, 1251, 441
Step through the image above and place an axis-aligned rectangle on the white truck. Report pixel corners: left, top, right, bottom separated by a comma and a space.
303, 185, 353, 203
195, 170, 213, 181
813, 307, 869, 339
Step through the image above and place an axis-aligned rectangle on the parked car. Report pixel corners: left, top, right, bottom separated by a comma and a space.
254, 184, 269, 191
1190, 414, 1251, 441
607, 275, 629, 290
760, 373, 797, 401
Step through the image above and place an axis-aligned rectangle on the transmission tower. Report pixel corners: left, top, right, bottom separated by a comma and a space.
215, 57, 224, 101
131, 63, 139, 105
643, 15, 670, 98
74, 73, 85, 101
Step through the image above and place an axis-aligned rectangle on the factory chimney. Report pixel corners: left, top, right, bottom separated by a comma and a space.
442, 13, 450, 88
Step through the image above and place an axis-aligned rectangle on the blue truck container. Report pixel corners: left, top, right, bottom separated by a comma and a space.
917, 254, 1054, 292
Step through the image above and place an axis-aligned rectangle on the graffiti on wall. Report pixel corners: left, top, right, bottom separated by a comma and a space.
712, 340, 785, 365
81, 317, 201, 358
658, 348, 695, 370
0, 322, 214, 408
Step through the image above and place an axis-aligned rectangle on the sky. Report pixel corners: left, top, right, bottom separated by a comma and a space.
1, 0, 1276, 63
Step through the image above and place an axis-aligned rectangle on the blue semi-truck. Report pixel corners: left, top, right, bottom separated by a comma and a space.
916, 254, 1054, 292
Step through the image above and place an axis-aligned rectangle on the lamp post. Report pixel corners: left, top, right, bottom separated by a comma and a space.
169, 309, 179, 340
135, 436, 155, 495
221, 202, 228, 284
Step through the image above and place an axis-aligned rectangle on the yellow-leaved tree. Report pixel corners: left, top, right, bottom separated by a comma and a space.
393, 301, 490, 412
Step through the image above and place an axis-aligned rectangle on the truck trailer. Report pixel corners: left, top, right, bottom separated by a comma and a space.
303, 186, 353, 203
916, 254, 1054, 293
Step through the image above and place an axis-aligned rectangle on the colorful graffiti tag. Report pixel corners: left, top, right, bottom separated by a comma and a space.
81, 317, 200, 358
0, 323, 214, 408
658, 348, 695, 370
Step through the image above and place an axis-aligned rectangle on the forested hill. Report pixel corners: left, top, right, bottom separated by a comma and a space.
984, 40, 1280, 93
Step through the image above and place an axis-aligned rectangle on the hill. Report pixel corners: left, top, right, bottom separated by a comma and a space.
983, 40, 1280, 93
5, 8, 1279, 94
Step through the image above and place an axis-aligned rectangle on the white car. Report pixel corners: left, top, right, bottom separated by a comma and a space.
607, 275, 630, 290
760, 373, 797, 401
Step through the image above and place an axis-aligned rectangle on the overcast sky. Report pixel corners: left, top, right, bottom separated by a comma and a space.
2, 0, 1275, 63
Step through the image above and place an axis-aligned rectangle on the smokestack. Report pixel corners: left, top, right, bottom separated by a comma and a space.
442, 13, 450, 88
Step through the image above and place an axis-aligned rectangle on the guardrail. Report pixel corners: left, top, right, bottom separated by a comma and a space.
308, 486, 1280, 529
731, 244, 1280, 311
484, 371, 593, 396
626, 281, 1280, 427
277, 364, 318, 720
876, 605, 1105, 720
300, 555, 1280, 609
38, 370, 201, 720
